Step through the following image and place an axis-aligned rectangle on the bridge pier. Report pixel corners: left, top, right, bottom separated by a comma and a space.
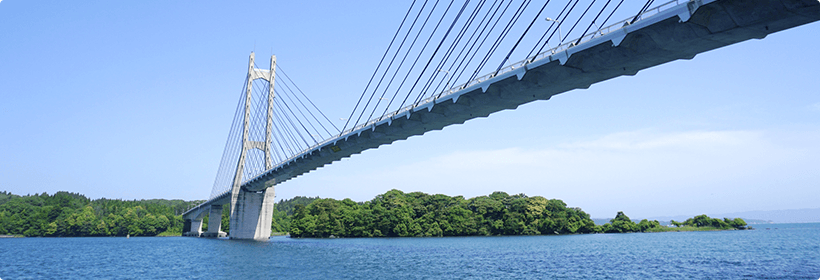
202, 205, 228, 238
182, 218, 203, 237
228, 188, 275, 240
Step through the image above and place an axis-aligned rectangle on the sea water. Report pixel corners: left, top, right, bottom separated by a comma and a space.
1, 223, 818, 279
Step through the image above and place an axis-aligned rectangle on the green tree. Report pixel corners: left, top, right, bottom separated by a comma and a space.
727, 217, 747, 229
606, 211, 638, 233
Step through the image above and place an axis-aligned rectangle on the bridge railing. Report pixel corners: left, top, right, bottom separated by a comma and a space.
458, 0, 689, 92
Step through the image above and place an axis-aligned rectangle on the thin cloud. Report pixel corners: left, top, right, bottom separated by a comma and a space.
559, 130, 763, 151
279, 128, 819, 218
348, 129, 815, 216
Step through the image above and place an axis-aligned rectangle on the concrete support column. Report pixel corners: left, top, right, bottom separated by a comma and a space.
202, 205, 227, 238
229, 187, 275, 240
184, 218, 203, 237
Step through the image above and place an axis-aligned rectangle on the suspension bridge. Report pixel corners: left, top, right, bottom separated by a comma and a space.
182, 0, 820, 239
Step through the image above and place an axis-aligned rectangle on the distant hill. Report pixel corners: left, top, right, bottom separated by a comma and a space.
638, 208, 820, 224
710, 208, 820, 224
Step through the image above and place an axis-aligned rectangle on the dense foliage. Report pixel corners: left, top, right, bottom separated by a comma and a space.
0, 191, 200, 237
596, 212, 748, 233
290, 189, 598, 238
271, 196, 318, 233
597, 211, 664, 233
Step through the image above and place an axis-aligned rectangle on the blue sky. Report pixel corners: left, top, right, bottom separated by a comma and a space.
1, 1, 818, 218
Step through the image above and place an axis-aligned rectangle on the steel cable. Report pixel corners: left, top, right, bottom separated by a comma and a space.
355, 0, 432, 128
342, 0, 420, 134
440, 0, 503, 94
421, 0, 489, 99
495, 0, 551, 74
277, 65, 339, 134
574, 0, 612, 45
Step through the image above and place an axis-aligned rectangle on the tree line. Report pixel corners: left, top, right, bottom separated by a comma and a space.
289, 190, 748, 237
290, 189, 600, 238
0, 190, 746, 237
0, 191, 200, 237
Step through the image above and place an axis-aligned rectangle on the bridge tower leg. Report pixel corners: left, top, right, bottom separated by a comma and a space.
228, 52, 278, 240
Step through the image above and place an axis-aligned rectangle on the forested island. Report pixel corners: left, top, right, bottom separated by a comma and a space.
287, 189, 748, 237
0, 190, 746, 238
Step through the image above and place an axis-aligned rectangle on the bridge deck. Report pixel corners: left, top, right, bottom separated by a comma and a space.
185, 0, 820, 217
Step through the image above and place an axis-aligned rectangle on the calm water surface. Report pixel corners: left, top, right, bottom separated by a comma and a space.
1, 223, 818, 279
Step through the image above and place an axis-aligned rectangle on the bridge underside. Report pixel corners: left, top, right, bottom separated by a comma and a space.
183, 0, 820, 239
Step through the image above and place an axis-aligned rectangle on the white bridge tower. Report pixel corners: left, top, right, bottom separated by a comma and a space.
226, 52, 278, 240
